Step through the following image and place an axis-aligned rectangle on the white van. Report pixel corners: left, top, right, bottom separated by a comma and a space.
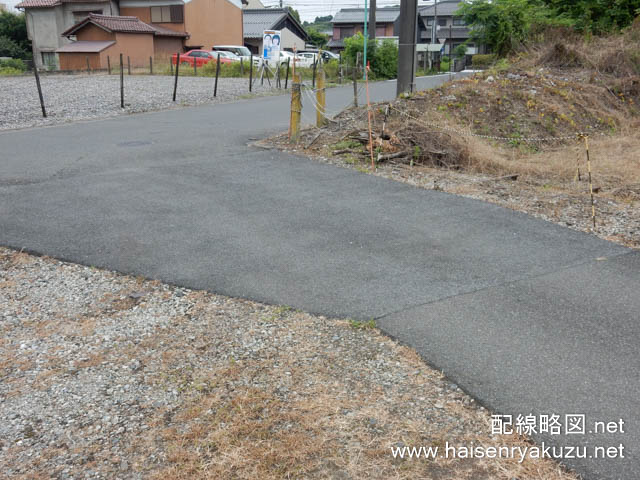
212, 45, 252, 63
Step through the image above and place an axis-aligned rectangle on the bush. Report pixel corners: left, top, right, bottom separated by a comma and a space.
0, 66, 24, 76
472, 53, 497, 68
372, 39, 398, 79
342, 32, 376, 68
0, 35, 30, 59
0, 57, 26, 70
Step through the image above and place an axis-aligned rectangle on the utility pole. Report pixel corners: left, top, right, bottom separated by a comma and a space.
432, 0, 438, 43
369, 0, 376, 40
363, 0, 368, 75
397, 0, 418, 96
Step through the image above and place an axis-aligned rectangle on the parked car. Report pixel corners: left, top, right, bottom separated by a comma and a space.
294, 52, 317, 68
299, 50, 339, 63
212, 45, 252, 63
172, 50, 232, 67
215, 51, 240, 62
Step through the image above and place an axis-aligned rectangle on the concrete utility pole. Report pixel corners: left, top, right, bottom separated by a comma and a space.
369, 0, 376, 40
397, 0, 418, 96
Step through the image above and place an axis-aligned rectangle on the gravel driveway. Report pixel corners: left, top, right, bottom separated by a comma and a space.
0, 247, 576, 479
0, 74, 281, 131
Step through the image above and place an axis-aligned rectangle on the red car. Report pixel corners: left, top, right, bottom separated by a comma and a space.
171, 50, 232, 67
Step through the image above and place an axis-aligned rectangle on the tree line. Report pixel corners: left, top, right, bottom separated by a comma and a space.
459, 0, 640, 56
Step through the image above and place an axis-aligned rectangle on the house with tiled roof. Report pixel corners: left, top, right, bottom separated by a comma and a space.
242, 8, 309, 55
327, 7, 400, 51
17, 0, 246, 70
56, 13, 187, 70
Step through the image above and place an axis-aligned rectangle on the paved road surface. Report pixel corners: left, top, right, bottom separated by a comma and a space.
0, 75, 637, 479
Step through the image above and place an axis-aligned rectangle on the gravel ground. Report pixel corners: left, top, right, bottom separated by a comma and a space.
0, 247, 576, 479
0, 74, 281, 131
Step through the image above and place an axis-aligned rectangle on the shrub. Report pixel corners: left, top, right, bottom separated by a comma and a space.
0, 57, 26, 70
0, 66, 24, 76
342, 32, 376, 68
472, 53, 497, 68
372, 39, 398, 79
0, 35, 29, 59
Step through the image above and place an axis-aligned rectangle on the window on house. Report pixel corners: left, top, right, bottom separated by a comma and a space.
340, 27, 354, 39
151, 5, 183, 23
426, 18, 433, 26
453, 17, 465, 26
375, 26, 385, 36
41, 51, 56, 67
438, 18, 447, 26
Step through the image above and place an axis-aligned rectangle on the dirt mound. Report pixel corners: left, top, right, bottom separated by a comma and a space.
539, 43, 586, 68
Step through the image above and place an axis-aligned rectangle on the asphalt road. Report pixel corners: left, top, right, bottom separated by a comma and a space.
1, 74, 637, 479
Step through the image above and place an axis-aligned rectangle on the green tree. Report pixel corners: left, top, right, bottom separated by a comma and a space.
457, 0, 563, 56
372, 39, 398, 78
0, 11, 31, 58
286, 6, 301, 24
306, 27, 328, 48
342, 32, 376, 68
542, 0, 640, 33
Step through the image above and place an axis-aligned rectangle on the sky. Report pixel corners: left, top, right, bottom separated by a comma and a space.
4, 0, 435, 23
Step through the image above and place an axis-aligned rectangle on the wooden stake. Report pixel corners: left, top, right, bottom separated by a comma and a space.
289, 73, 302, 142
107, 55, 111, 75
365, 62, 375, 170
583, 135, 596, 230
316, 66, 326, 127
127, 56, 131, 75
149, 56, 153, 75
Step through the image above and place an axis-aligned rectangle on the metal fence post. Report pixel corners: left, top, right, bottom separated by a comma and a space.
173, 51, 180, 101
285, 57, 290, 89
214, 53, 221, 97
33, 65, 47, 118
249, 54, 253, 92
119, 53, 124, 108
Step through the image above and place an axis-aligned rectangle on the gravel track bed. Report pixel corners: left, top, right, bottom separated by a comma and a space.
0, 247, 576, 479
0, 74, 280, 131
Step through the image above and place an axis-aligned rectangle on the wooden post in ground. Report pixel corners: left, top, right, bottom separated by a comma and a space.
352, 62, 358, 108
173, 51, 180, 102
33, 65, 47, 118
249, 54, 253, 92
214, 53, 221, 97
193, 58, 197, 76
289, 73, 302, 142
119, 54, 124, 108
127, 56, 131, 75
107, 55, 111, 75
316, 65, 326, 127
149, 56, 153, 75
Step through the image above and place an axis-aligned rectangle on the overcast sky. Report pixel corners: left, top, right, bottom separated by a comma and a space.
4, 0, 434, 23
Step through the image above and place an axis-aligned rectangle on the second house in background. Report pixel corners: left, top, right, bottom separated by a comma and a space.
17, 0, 247, 70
